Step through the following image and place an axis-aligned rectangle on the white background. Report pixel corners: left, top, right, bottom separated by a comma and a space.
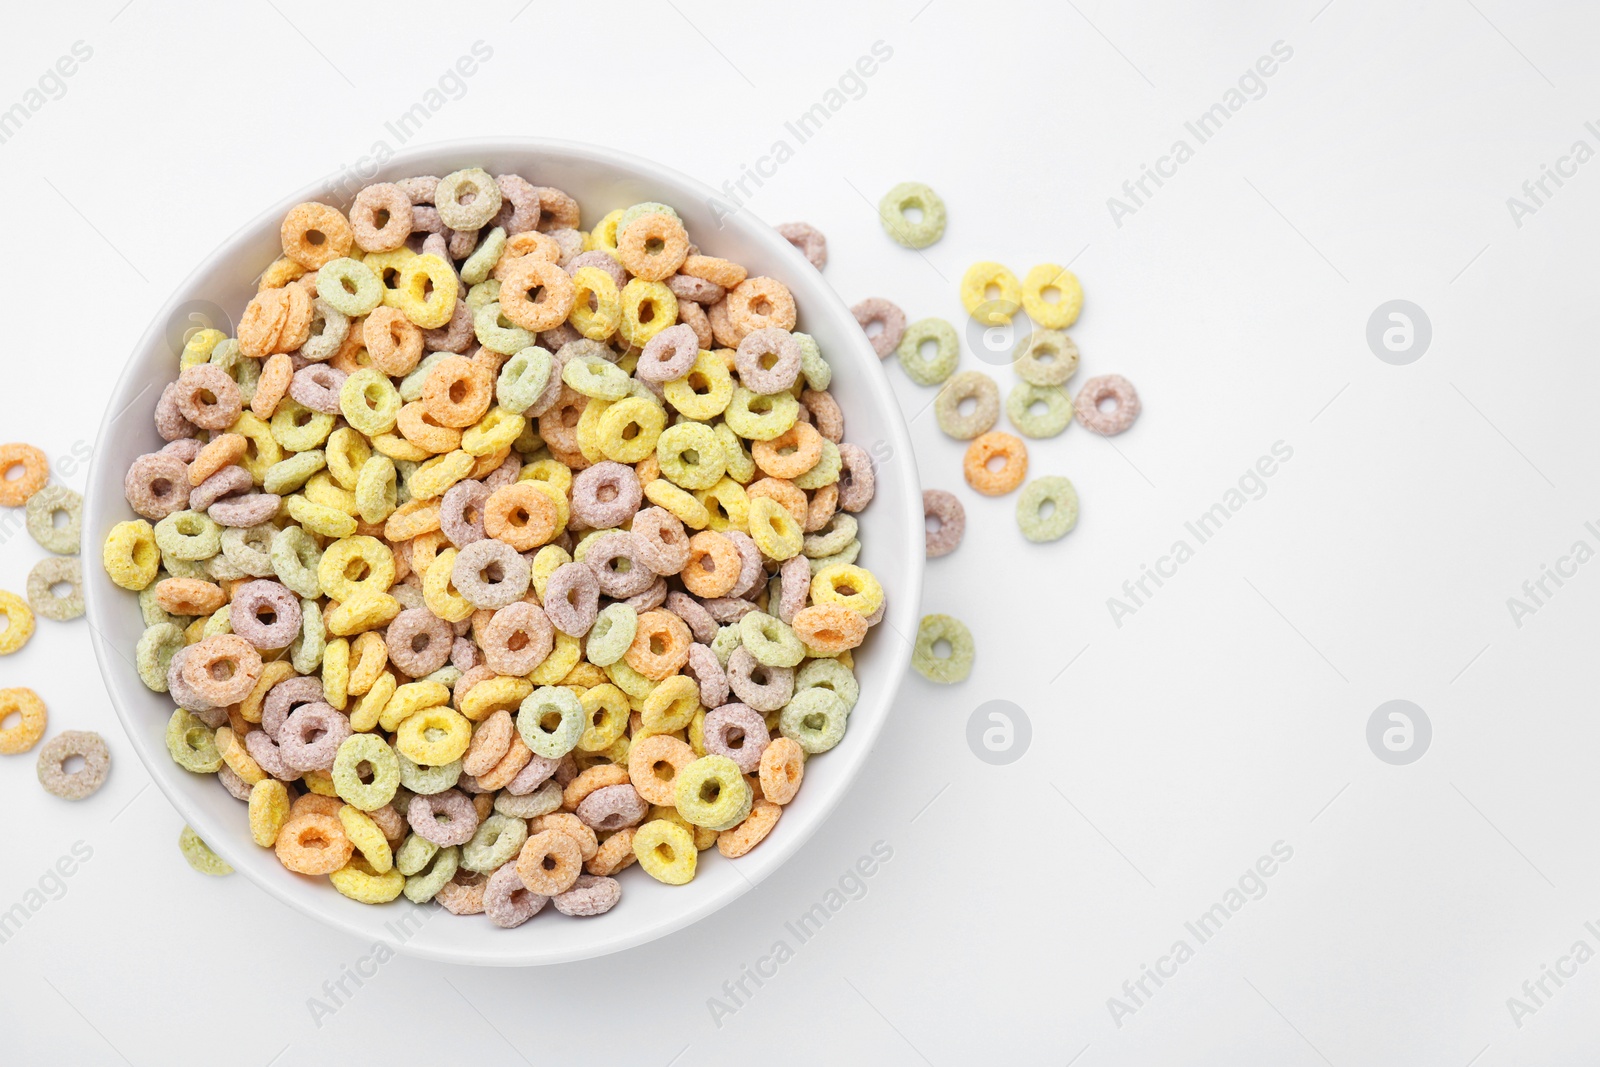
2, 0, 1597, 1063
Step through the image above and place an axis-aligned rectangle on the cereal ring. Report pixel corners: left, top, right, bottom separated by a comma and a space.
26, 556, 83, 622
735, 328, 803, 394
595, 397, 666, 464
404, 847, 461, 905
533, 186, 581, 231
922, 489, 965, 558
703, 702, 769, 774
962, 431, 1028, 496
276, 811, 353, 874
21, 483, 80, 555
317, 257, 384, 318
350, 183, 414, 252
180, 634, 262, 706
633, 819, 696, 884
575, 783, 648, 833
725, 277, 796, 334
364, 306, 424, 376
281, 202, 353, 270
452, 538, 531, 610
1021, 263, 1083, 329
779, 687, 849, 754
542, 562, 599, 637
681, 531, 740, 599
102, 520, 160, 591
517, 685, 585, 758
516, 828, 582, 895
618, 278, 678, 348
479, 602, 553, 676
666, 272, 724, 306
0, 590, 36, 655
913, 613, 974, 683
385, 607, 455, 677
422, 356, 494, 429
394, 254, 459, 330
571, 461, 641, 528
674, 755, 752, 831
960, 261, 1022, 325
636, 323, 700, 383
407, 788, 479, 847
124, 452, 191, 520
836, 443, 875, 512
776, 221, 827, 269
332, 733, 400, 811
1006, 382, 1074, 438
553, 873, 622, 916
483, 482, 558, 551
1075, 374, 1141, 436
492, 173, 542, 234
0, 443, 48, 506
878, 181, 946, 248
796, 657, 858, 712
739, 611, 805, 668
1016, 476, 1080, 543
484, 859, 545, 927
896, 318, 959, 386
616, 212, 689, 282
279, 702, 351, 773
435, 168, 502, 231
498, 256, 576, 333
758, 736, 804, 804
790, 603, 866, 655
725, 646, 794, 712
717, 797, 782, 858
35, 730, 110, 800
1014, 329, 1080, 386
463, 813, 530, 875
585, 532, 656, 599
934, 371, 1000, 440
0, 687, 46, 754
297, 300, 351, 363
179, 826, 233, 876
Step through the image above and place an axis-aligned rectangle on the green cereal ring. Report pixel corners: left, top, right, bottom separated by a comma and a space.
271, 398, 335, 452
878, 181, 946, 249
399, 351, 453, 402
461, 813, 528, 873
436, 168, 502, 230
674, 755, 753, 831
422, 665, 462, 689
27, 556, 84, 620
339, 368, 402, 437
139, 581, 180, 628
221, 524, 277, 579
586, 602, 637, 667
794, 332, 831, 391
291, 598, 326, 674
496, 779, 562, 820
467, 279, 502, 313
26, 485, 83, 555
1015, 330, 1080, 387
714, 423, 756, 484
263, 449, 327, 495
913, 613, 974, 684
166, 708, 223, 773
517, 685, 586, 759
395, 832, 440, 877
204, 552, 249, 582
475, 301, 535, 356
779, 687, 849, 754
178, 826, 233, 876
155, 510, 222, 562
1006, 382, 1074, 438
1016, 476, 1079, 543
657, 422, 725, 490
397, 753, 461, 796
298, 300, 350, 363
461, 225, 507, 285
618, 201, 681, 236
161, 553, 208, 580
271, 526, 323, 599
934, 370, 1000, 440
402, 845, 459, 904
136, 622, 184, 692
496, 347, 554, 414
723, 388, 799, 442
333, 733, 401, 810
202, 605, 233, 638
563, 354, 633, 401
355, 454, 397, 525
896, 318, 959, 386
604, 659, 655, 701
739, 612, 805, 668
711, 623, 742, 667
394, 459, 419, 506
210, 338, 260, 404
803, 513, 857, 558
796, 657, 859, 713
791, 439, 842, 490
319, 258, 384, 317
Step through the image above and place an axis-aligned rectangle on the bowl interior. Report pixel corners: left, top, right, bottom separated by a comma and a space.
82, 138, 923, 965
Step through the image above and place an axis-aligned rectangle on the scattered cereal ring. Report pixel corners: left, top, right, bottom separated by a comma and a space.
1006, 382, 1074, 438
0, 590, 35, 655
960, 261, 1022, 325
0, 687, 46, 754
963, 431, 1028, 496
0, 443, 48, 506
896, 318, 959, 386
922, 489, 965, 559
877, 181, 946, 249
1075, 374, 1141, 436
1021, 263, 1083, 329
934, 371, 1000, 440
775, 221, 827, 270
179, 825, 234, 876
24, 484, 81, 554
27, 557, 84, 621
912, 613, 973, 684
1016, 476, 1079, 543
1014, 329, 1079, 386
36, 730, 111, 800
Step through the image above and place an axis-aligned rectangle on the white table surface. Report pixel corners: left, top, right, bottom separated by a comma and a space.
3, 1, 1597, 1063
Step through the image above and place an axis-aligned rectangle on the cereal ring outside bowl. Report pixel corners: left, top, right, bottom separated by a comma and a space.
82, 139, 922, 967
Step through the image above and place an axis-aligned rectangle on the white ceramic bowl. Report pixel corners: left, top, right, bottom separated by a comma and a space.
83, 138, 922, 966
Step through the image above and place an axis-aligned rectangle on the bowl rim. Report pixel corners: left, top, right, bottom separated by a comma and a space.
82, 136, 923, 966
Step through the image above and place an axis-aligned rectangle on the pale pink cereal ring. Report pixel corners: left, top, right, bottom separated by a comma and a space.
636, 324, 700, 383
350, 183, 414, 252
543, 563, 599, 637
435, 872, 488, 915
666, 274, 724, 305
208, 492, 281, 528
851, 297, 905, 359
837, 443, 875, 513
678, 298, 713, 350
229, 579, 303, 650
424, 295, 475, 354
802, 388, 844, 443
409, 789, 479, 847
483, 455, 521, 492
386, 607, 455, 678
263, 675, 324, 738
451, 635, 481, 671
777, 555, 811, 623
684, 642, 728, 708
245, 726, 299, 782
922, 489, 965, 558
174, 364, 243, 431
532, 187, 580, 231
124, 452, 190, 520
484, 861, 547, 928
506, 752, 560, 796
440, 479, 489, 548
189, 465, 252, 511
448, 226, 479, 261
155, 381, 201, 441
724, 531, 765, 599
776, 221, 827, 270
395, 175, 438, 204
1075, 374, 1142, 436
584, 532, 656, 599
704, 702, 769, 773
552, 873, 621, 917
161, 438, 203, 463
537, 325, 582, 359
218, 763, 252, 801
491, 174, 542, 234
570, 462, 641, 528
278, 702, 349, 773
480, 602, 554, 676
735, 328, 802, 394
289, 364, 347, 414
565, 250, 626, 289
622, 577, 668, 612
166, 647, 216, 714
453, 539, 531, 610
632, 508, 691, 576
726, 646, 793, 712
701, 596, 759, 624
665, 591, 717, 643
575, 784, 648, 833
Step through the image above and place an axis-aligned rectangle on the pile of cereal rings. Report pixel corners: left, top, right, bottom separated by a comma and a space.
0, 443, 111, 801
101, 169, 889, 926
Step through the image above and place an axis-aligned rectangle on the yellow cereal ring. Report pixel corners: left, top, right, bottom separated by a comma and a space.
569, 266, 622, 340
423, 548, 474, 622
286, 494, 357, 539
320, 638, 350, 711
338, 804, 394, 873
350, 670, 397, 732
577, 684, 630, 752
590, 209, 625, 254
522, 479, 570, 536
215, 726, 267, 786
618, 278, 678, 348
811, 563, 885, 617
102, 519, 161, 591
325, 590, 401, 636
180, 327, 227, 370
347, 631, 389, 696
519, 457, 573, 493
643, 478, 711, 529
383, 499, 441, 542
661, 349, 733, 420
633, 819, 697, 885
395, 706, 472, 765
241, 660, 297, 724
270, 398, 336, 452
408, 449, 475, 500
329, 857, 405, 904
459, 675, 532, 722
303, 470, 357, 515
249, 779, 292, 846
394, 253, 459, 329
527, 544, 572, 601
595, 397, 666, 463
0, 687, 46, 753
528, 631, 581, 685
695, 477, 750, 533
324, 426, 371, 489
960, 261, 1022, 325
1021, 263, 1082, 329
229, 411, 283, 483
302, 768, 340, 796
461, 407, 526, 457
641, 674, 700, 734
339, 368, 402, 438
372, 432, 432, 463
317, 536, 396, 602
747, 495, 803, 560
574, 397, 613, 465
379, 680, 451, 732
365, 247, 417, 307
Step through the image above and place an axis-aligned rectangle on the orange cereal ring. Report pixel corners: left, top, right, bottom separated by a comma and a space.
707, 297, 746, 349
421, 356, 494, 429
280, 202, 354, 270
492, 231, 561, 280
0, 443, 49, 506
237, 287, 289, 358
497, 257, 575, 332
681, 254, 748, 290
791, 602, 868, 654
516, 828, 582, 895
396, 402, 462, 454
587, 827, 638, 877
804, 482, 839, 532
759, 736, 805, 804
616, 213, 690, 282
726, 277, 797, 334
274, 811, 354, 875
276, 281, 316, 353
628, 733, 696, 806
623, 609, 692, 680
751, 422, 823, 480
188, 433, 246, 486
717, 797, 781, 858
153, 577, 227, 616
0, 687, 47, 755
746, 478, 807, 527
363, 306, 424, 376
962, 431, 1029, 496
483, 482, 557, 551
383, 499, 441, 542
680, 531, 740, 598
533, 186, 581, 231
562, 763, 630, 812
251, 353, 293, 418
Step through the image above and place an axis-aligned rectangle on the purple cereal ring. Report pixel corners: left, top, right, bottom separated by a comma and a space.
776, 221, 827, 270
701, 596, 758, 624
837, 443, 875, 513
479, 602, 554, 676
423, 293, 475, 353
552, 873, 622, 917
174, 363, 243, 431
161, 438, 203, 463
631, 507, 691, 576
546, 228, 584, 266
777, 555, 811, 624
155, 381, 201, 441
189, 464, 252, 511
289, 364, 347, 414
922, 489, 965, 558
484, 861, 547, 928
623, 577, 668, 612
124, 452, 190, 520
726, 646, 794, 712
208, 492, 281, 528
448, 226, 479, 261
408, 788, 479, 847
684, 642, 729, 708
350, 182, 414, 252
851, 298, 906, 359
452, 538, 531, 610
410, 204, 445, 236
584, 531, 656, 599
543, 562, 599, 637
703, 702, 770, 773
571, 462, 641, 529
506, 753, 560, 796
245, 727, 299, 782
734, 328, 802, 394
492, 174, 542, 234
575, 783, 648, 833
450, 635, 482, 671
566, 250, 626, 289
1075, 374, 1142, 436
482, 455, 521, 492
440, 479, 489, 548
229, 579, 303, 650
636, 324, 700, 383
217, 763, 252, 801
165, 646, 215, 713
665, 273, 724, 305
277, 702, 350, 773
395, 175, 438, 205
665, 591, 717, 643
724, 531, 766, 599
386, 608, 456, 678
263, 674, 325, 738
537, 324, 582, 357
